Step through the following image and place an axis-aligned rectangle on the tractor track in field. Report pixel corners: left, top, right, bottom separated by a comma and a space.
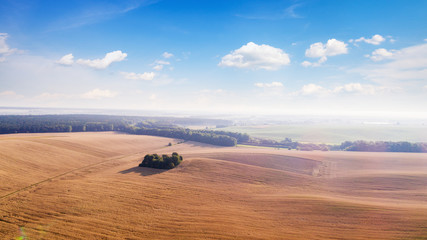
0, 145, 171, 201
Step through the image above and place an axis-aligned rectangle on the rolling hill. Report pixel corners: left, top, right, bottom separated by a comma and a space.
1, 132, 427, 239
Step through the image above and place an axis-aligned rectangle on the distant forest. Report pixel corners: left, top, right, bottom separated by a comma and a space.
247, 137, 427, 153
333, 140, 427, 153
0, 115, 245, 147
0, 115, 425, 152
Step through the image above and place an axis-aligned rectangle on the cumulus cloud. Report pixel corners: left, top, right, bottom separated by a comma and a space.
0, 33, 18, 62
81, 88, 118, 99
352, 34, 385, 45
219, 42, 290, 70
121, 71, 155, 81
56, 53, 74, 65
306, 39, 348, 58
254, 82, 283, 88
367, 48, 395, 61
76, 50, 127, 69
162, 52, 173, 58
303, 39, 348, 66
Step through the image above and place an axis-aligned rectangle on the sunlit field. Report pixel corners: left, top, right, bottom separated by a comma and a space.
220, 124, 427, 144
1, 132, 427, 239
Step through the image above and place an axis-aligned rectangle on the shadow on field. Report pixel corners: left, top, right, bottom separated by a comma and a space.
119, 166, 167, 176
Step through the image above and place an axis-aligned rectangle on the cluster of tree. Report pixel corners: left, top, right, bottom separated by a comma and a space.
138, 152, 183, 169
201, 130, 250, 143
297, 142, 329, 151
247, 137, 299, 149
335, 140, 427, 153
123, 126, 239, 146
135, 120, 178, 129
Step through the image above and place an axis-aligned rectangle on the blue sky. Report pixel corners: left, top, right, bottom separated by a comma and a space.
1, 0, 426, 117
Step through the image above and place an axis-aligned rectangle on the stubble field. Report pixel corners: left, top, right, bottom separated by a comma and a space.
1, 132, 427, 239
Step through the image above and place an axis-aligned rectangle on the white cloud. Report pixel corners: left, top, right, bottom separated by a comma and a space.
219, 42, 290, 70
153, 65, 163, 71
300, 84, 329, 96
254, 82, 283, 88
333, 83, 376, 95
387, 36, 396, 43
353, 43, 427, 84
121, 71, 155, 81
0, 33, 18, 62
303, 39, 348, 66
301, 61, 313, 67
155, 60, 170, 65
0, 90, 24, 99
354, 34, 385, 45
294, 83, 386, 97
76, 50, 127, 69
368, 48, 395, 61
81, 88, 118, 99
56, 53, 74, 65
306, 39, 348, 58
162, 52, 173, 58
35, 92, 69, 100
301, 56, 327, 67
152, 60, 170, 71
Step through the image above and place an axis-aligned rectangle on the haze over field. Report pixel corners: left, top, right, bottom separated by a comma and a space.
0, 0, 426, 117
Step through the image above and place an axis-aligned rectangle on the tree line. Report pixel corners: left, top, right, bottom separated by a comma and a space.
122, 126, 242, 146
1, 115, 425, 152
334, 140, 427, 153
245, 137, 427, 153
0, 115, 246, 147
0, 115, 129, 134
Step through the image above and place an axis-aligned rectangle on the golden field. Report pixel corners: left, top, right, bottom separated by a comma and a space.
1, 132, 427, 239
